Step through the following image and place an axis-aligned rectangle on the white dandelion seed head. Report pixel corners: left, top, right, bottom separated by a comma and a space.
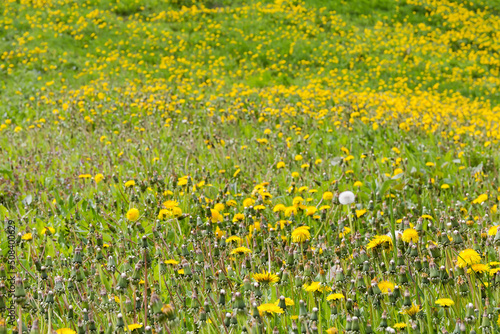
338, 191, 355, 205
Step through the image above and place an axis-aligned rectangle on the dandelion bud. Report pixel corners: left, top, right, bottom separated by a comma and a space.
218, 289, 226, 306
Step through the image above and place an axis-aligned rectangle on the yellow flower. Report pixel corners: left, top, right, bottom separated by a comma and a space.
210, 209, 223, 223
435, 298, 454, 307
303, 281, 332, 293
291, 172, 300, 178
326, 328, 339, 334
393, 323, 407, 329
277, 161, 286, 169
226, 236, 242, 244
400, 304, 421, 317
232, 213, 245, 222
163, 200, 179, 208
366, 235, 393, 251
273, 204, 286, 213
353, 181, 363, 187
164, 259, 179, 265
294, 154, 303, 161
214, 203, 225, 212
178, 177, 188, 186
425, 162, 435, 167
230, 247, 252, 255
252, 271, 280, 285
472, 194, 488, 204
456, 249, 481, 268
78, 174, 91, 179
56, 329, 77, 334
94, 173, 104, 183
305, 206, 317, 216
467, 263, 489, 274
488, 225, 499, 236
126, 324, 143, 331
326, 293, 345, 301
284, 206, 298, 217
243, 198, 255, 208
401, 228, 419, 243
126, 208, 140, 221
355, 209, 367, 218
258, 303, 284, 316
378, 280, 395, 294
322, 192, 333, 201
274, 297, 295, 306
41, 227, 56, 235
21, 233, 32, 241
291, 226, 310, 243
124, 180, 135, 187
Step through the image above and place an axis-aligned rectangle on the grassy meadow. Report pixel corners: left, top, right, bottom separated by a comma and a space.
1, 0, 500, 332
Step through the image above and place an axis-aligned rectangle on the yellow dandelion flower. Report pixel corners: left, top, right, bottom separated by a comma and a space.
56, 329, 77, 334
456, 249, 481, 268
230, 247, 252, 255
326, 293, 345, 301
378, 280, 395, 294
467, 263, 489, 274
366, 235, 393, 251
258, 303, 284, 316
126, 208, 140, 221
401, 228, 419, 243
291, 226, 311, 243
252, 271, 280, 285
435, 298, 454, 307
124, 180, 135, 187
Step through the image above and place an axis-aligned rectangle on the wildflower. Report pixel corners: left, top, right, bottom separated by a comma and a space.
94, 173, 104, 183
226, 236, 242, 244
488, 225, 498, 236
322, 192, 333, 201
472, 194, 488, 204
401, 228, 419, 243
291, 226, 310, 243
355, 209, 367, 218
41, 227, 56, 235
163, 200, 179, 208
232, 213, 245, 222
305, 206, 317, 216
284, 206, 298, 217
164, 259, 179, 265
326, 293, 345, 301
252, 271, 280, 285
274, 297, 294, 306
304, 281, 332, 293
273, 204, 286, 213
56, 329, 77, 334
378, 281, 395, 294
326, 328, 339, 334
210, 209, 223, 223
456, 249, 481, 268
126, 324, 143, 331
230, 247, 252, 255
257, 303, 284, 316
277, 161, 285, 169
366, 235, 393, 251
243, 198, 255, 207
21, 233, 32, 241
467, 264, 489, 274
124, 180, 135, 187
435, 298, 454, 307
126, 208, 140, 222
353, 181, 363, 187
393, 323, 407, 329
338, 191, 355, 205
295, 155, 303, 161
400, 304, 421, 317
78, 174, 91, 179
